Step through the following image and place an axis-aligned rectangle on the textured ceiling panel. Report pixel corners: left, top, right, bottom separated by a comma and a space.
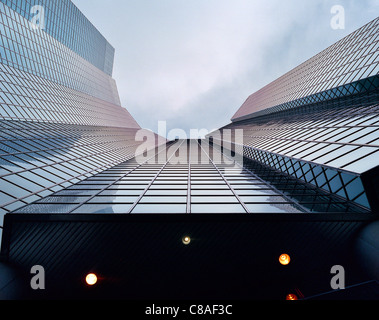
1, 213, 375, 299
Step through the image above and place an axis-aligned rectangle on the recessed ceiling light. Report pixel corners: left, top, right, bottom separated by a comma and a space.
182, 236, 191, 245
279, 253, 291, 265
85, 273, 98, 286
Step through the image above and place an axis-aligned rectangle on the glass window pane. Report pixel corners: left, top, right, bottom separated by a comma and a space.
14, 204, 78, 214
72, 204, 132, 214
326, 146, 377, 168
38, 196, 88, 204
191, 189, 234, 196
191, 203, 245, 213
246, 203, 303, 213
88, 196, 138, 204
131, 204, 186, 214
0, 190, 16, 205
145, 190, 187, 196
191, 196, 239, 203
139, 196, 187, 204
312, 145, 356, 164
240, 195, 289, 203
342, 150, 379, 173
234, 188, 276, 195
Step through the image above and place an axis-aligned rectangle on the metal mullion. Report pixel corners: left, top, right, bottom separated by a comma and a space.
0, 137, 141, 159
0, 130, 140, 143
197, 140, 249, 213
127, 140, 186, 214
2, 154, 126, 213
207, 140, 313, 214
66, 142, 173, 214
0, 143, 139, 179
186, 140, 191, 214
227, 135, 379, 150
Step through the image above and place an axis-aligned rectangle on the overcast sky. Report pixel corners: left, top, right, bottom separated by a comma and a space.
72, 0, 378, 136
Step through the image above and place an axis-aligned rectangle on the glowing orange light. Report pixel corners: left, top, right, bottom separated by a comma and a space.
182, 236, 191, 245
85, 273, 98, 286
286, 293, 298, 300
279, 253, 291, 265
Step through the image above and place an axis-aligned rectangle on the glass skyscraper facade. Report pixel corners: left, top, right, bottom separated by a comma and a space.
1, 0, 115, 76
0, 1, 378, 300
213, 17, 379, 215
12, 139, 307, 215
0, 0, 162, 248
6, 17, 378, 218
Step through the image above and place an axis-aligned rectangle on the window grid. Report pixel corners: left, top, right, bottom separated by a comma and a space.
0, 0, 115, 76
232, 17, 379, 121
0, 119, 160, 220
12, 139, 368, 216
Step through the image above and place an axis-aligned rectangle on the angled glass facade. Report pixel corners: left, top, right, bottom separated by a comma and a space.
13, 139, 307, 215
0, 0, 115, 76
213, 17, 379, 215
232, 18, 379, 121
0, 8, 377, 227
216, 103, 379, 210
0, 0, 163, 246
0, 2, 120, 106
0, 2, 378, 301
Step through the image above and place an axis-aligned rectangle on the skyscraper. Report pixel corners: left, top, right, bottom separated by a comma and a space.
216, 17, 379, 215
0, 1, 378, 300
0, 0, 162, 242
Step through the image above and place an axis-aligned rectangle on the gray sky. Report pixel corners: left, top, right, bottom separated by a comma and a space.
72, 0, 379, 136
